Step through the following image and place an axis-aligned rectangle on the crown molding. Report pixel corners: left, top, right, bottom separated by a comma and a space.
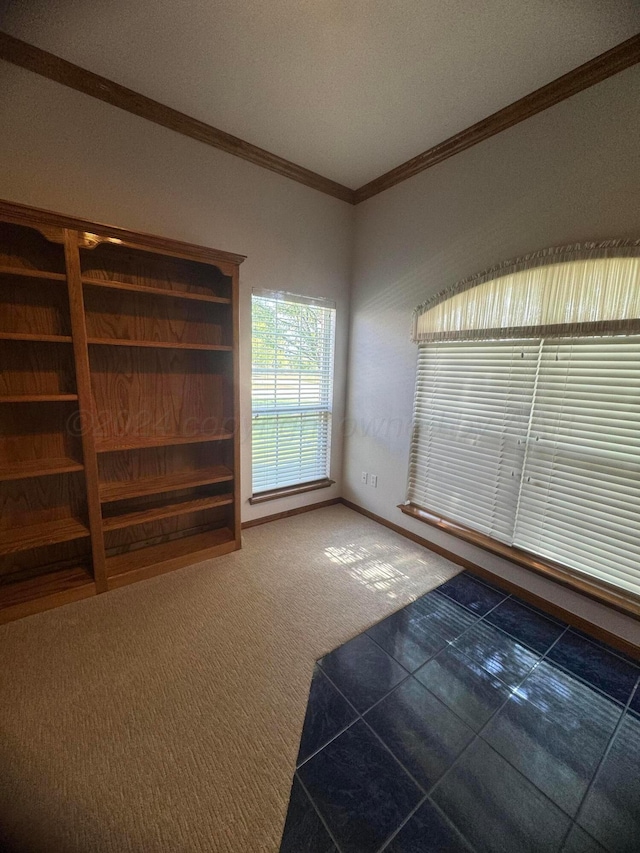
1, 30, 639, 206
0, 32, 356, 205
354, 33, 640, 203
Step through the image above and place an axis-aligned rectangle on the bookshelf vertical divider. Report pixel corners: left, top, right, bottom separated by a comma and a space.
64, 229, 108, 593
0, 199, 244, 623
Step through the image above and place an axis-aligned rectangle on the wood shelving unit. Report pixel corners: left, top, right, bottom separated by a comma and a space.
98, 464, 233, 502
83, 277, 231, 304
0, 458, 85, 482
87, 338, 232, 351
0, 200, 243, 623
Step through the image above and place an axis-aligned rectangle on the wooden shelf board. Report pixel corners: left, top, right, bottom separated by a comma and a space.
107, 527, 237, 588
87, 337, 232, 351
0, 394, 78, 403
96, 433, 234, 453
100, 465, 233, 502
0, 332, 73, 343
102, 493, 233, 531
82, 277, 231, 304
0, 265, 66, 281
0, 565, 95, 623
0, 517, 91, 556
0, 458, 84, 482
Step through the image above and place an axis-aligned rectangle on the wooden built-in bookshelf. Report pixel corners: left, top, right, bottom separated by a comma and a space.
0, 200, 244, 623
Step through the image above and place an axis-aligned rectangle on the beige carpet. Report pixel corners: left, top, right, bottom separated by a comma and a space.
0, 505, 460, 853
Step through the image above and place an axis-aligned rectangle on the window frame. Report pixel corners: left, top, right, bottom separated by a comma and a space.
250, 289, 336, 502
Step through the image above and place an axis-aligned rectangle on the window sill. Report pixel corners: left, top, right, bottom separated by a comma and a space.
250, 478, 335, 505
398, 502, 640, 620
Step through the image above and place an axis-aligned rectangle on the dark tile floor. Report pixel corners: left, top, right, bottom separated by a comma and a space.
280, 571, 640, 853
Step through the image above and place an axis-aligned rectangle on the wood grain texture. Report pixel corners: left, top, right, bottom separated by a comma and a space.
0, 221, 66, 274
0, 401, 82, 467
0, 32, 355, 205
0, 265, 66, 281
0, 517, 90, 556
99, 463, 233, 503
83, 278, 231, 305
0, 199, 246, 270
0, 339, 77, 396
106, 526, 235, 587
84, 286, 230, 347
0, 275, 72, 337
0, 458, 84, 482
0, 202, 241, 616
354, 33, 640, 202
249, 478, 334, 505
64, 229, 109, 592
0, 564, 95, 624
241, 496, 341, 528
81, 242, 233, 298
89, 345, 231, 447
102, 492, 233, 531
0, 472, 86, 530
230, 266, 241, 545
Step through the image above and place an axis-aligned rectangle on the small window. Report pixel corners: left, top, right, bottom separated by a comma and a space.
251, 290, 335, 496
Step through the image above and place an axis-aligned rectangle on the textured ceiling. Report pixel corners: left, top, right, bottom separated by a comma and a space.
2, 1, 639, 187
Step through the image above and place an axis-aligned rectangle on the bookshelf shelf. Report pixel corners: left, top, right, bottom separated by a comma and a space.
0, 201, 242, 622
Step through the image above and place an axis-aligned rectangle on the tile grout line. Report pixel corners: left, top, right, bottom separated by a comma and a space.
414, 626, 573, 833
291, 576, 637, 852
313, 662, 430, 796
294, 770, 346, 853
375, 794, 478, 853
305, 597, 565, 850
561, 671, 640, 851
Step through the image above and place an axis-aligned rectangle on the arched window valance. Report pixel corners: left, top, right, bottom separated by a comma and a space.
413, 241, 640, 342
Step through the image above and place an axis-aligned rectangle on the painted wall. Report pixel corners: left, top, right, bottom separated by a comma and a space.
0, 61, 354, 522
345, 65, 640, 643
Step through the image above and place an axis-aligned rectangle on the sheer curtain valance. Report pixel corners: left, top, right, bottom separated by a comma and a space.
413, 241, 640, 343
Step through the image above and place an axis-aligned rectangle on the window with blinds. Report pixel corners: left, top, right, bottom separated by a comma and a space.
252, 290, 335, 494
407, 335, 640, 598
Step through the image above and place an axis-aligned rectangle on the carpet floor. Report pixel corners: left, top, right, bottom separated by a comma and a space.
0, 505, 460, 853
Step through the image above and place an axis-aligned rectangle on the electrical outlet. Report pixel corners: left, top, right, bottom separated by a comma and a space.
361, 471, 368, 485
370, 474, 378, 488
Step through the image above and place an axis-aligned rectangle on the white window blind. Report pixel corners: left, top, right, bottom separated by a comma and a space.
408, 340, 539, 543
513, 336, 640, 597
407, 335, 640, 598
252, 290, 335, 494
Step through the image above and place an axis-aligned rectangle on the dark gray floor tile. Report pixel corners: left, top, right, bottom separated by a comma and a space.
483, 661, 622, 815
578, 711, 640, 853
404, 591, 479, 642
547, 631, 639, 705
280, 776, 338, 853
562, 826, 607, 853
367, 608, 449, 672
485, 598, 565, 654
452, 620, 540, 688
431, 738, 571, 853
298, 719, 422, 853
383, 799, 472, 852
297, 665, 358, 765
318, 632, 407, 713
364, 677, 474, 790
437, 572, 506, 615
415, 646, 510, 731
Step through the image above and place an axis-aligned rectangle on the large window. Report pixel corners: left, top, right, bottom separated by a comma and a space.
406, 244, 640, 606
408, 335, 640, 599
251, 290, 335, 496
